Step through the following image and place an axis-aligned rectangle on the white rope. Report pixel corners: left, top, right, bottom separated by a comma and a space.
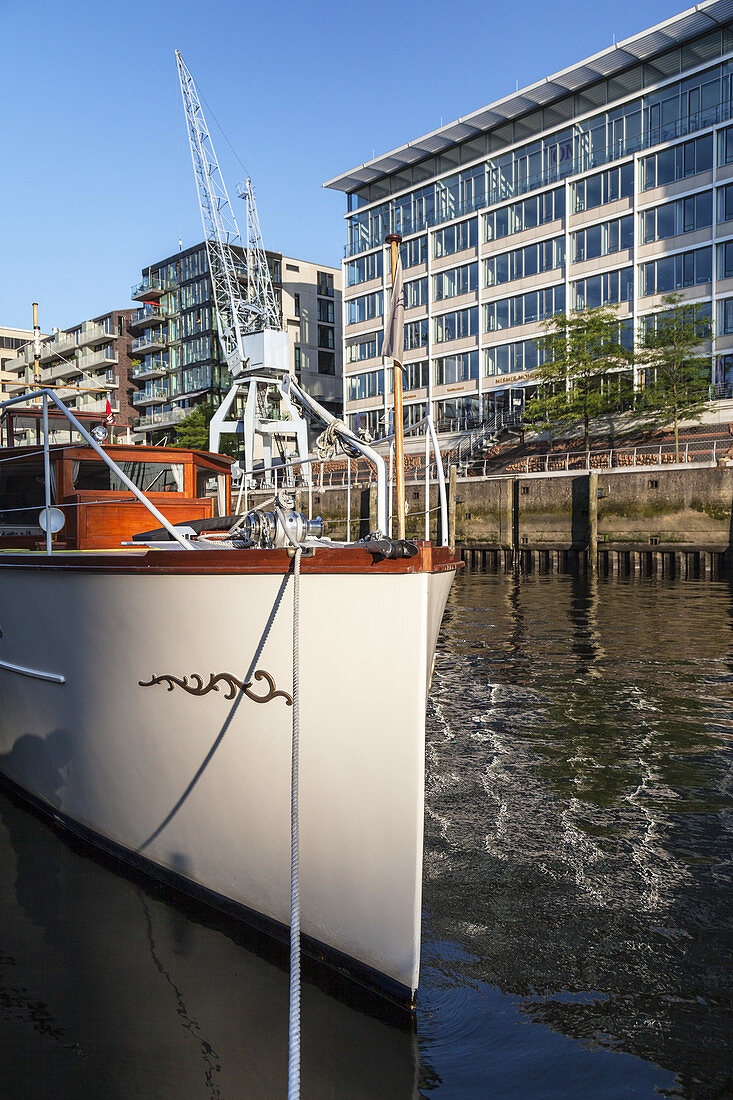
288, 544, 303, 1100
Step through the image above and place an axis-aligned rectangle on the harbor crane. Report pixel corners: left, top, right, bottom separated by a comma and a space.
175, 50, 309, 484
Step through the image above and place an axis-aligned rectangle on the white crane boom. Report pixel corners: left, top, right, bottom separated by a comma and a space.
175, 50, 280, 378
175, 50, 309, 483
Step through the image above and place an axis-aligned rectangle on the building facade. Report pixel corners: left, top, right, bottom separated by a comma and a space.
328, 1, 733, 436
3, 311, 136, 426
130, 244, 341, 443
0, 326, 38, 395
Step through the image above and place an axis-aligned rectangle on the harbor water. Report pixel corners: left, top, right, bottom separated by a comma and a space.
1, 571, 731, 1097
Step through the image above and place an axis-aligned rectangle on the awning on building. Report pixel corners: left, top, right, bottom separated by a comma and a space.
170, 389, 211, 405
324, 0, 733, 193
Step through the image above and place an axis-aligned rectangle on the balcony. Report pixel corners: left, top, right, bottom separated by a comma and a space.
77, 322, 113, 348
135, 408, 187, 431
79, 397, 120, 417
131, 276, 165, 301
39, 331, 79, 362
77, 348, 119, 372
132, 359, 168, 381
129, 304, 166, 330
131, 332, 166, 355
51, 357, 83, 380
133, 387, 169, 407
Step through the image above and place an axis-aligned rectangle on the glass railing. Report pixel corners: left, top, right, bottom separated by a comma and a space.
133, 387, 169, 406
130, 304, 166, 326
135, 408, 186, 430
344, 100, 733, 258
132, 357, 168, 377
131, 333, 166, 353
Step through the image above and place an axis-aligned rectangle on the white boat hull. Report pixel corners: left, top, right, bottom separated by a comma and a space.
0, 552, 456, 1002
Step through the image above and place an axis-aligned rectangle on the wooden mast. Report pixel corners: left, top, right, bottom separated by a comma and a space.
385, 233, 405, 539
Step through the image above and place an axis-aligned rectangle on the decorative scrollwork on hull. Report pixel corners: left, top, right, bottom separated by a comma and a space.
138, 669, 293, 706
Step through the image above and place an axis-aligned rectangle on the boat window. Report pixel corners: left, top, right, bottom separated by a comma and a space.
196, 469, 219, 497
73, 460, 185, 493
0, 458, 46, 527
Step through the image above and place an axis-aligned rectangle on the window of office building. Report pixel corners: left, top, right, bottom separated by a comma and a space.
484, 188, 564, 242
642, 246, 712, 293
485, 238, 564, 286
346, 333, 382, 363
294, 347, 301, 372
573, 163, 634, 213
347, 252, 383, 286
485, 339, 546, 375
346, 292, 383, 325
402, 360, 429, 391
347, 368, 385, 402
641, 134, 713, 190
433, 219, 477, 259
718, 124, 733, 167
433, 351, 479, 386
401, 237, 427, 269
718, 297, 733, 334
317, 299, 334, 323
484, 285, 565, 331
404, 277, 428, 309
433, 263, 478, 301
434, 307, 478, 344
318, 325, 334, 349
573, 267, 634, 309
573, 216, 633, 261
643, 300, 712, 341
642, 191, 713, 242
717, 183, 733, 224
318, 350, 335, 374
717, 240, 733, 279
434, 394, 480, 428
405, 318, 429, 349
349, 408, 383, 437
403, 401, 428, 428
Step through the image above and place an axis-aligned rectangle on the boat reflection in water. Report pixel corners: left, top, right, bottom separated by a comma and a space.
0, 788, 422, 1098
421, 572, 733, 1098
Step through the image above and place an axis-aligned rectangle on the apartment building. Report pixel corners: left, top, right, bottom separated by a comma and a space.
130, 243, 341, 443
3, 311, 136, 426
1, 325, 46, 397
328, 1, 733, 436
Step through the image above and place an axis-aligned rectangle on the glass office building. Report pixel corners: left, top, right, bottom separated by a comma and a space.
327, 1, 733, 435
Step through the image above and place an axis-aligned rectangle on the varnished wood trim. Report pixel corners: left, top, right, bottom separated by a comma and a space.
0, 543, 463, 577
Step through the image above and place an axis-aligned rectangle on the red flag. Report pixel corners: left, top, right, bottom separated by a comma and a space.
105, 398, 114, 425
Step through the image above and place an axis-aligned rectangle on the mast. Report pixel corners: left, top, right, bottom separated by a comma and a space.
385, 234, 406, 539
32, 302, 42, 393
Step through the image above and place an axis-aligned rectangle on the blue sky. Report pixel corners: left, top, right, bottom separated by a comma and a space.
1, 0, 681, 331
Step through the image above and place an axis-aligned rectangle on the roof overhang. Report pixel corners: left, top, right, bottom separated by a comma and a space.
324, 0, 733, 194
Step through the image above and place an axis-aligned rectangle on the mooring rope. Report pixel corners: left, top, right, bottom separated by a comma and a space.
288, 544, 303, 1100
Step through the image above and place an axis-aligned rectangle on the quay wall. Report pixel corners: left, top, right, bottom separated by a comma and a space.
244, 465, 733, 576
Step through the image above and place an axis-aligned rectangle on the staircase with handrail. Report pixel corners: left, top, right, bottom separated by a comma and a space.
453, 408, 523, 470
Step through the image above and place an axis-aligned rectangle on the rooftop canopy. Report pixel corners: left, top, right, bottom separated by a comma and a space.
324, 0, 733, 194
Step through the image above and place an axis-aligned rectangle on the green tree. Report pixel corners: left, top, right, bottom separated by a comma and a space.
524, 307, 634, 450
171, 402, 239, 457
636, 293, 713, 460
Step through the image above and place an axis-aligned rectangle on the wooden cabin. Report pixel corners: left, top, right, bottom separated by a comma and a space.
0, 442, 232, 550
